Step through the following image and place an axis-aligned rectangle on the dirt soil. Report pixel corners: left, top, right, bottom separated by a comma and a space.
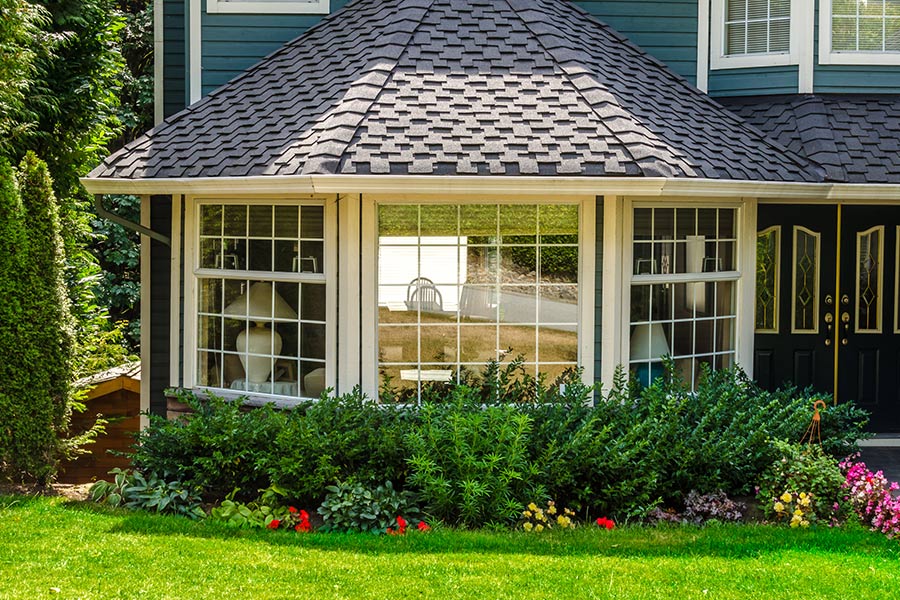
0, 482, 93, 502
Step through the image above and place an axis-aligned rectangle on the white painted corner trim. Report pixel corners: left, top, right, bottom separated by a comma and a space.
189, 0, 201, 104
80, 174, 900, 202
697, 0, 710, 92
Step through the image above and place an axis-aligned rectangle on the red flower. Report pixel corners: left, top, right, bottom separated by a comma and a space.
289, 506, 298, 514
295, 521, 310, 532
595, 517, 615, 530
417, 521, 431, 532
299, 509, 309, 520
396, 516, 408, 534
267, 519, 281, 530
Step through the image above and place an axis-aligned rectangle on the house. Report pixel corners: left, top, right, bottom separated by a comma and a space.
82, 0, 900, 432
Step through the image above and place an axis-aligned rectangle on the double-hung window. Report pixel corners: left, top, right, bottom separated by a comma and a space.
711, 0, 798, 69
629, 206, 740, 388
193, 200, 329, 401
821, 0, 900, 64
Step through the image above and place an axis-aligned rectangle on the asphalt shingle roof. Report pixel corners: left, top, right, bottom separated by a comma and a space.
722, 95, 900, 184
90, 0, 823, 182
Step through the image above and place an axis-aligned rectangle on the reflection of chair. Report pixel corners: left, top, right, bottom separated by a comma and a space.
406, 277, 443, 312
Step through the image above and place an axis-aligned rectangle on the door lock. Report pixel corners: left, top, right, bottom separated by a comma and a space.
841, 294, 850, 306
841, 312, 850, 324
825, 294, 834, 306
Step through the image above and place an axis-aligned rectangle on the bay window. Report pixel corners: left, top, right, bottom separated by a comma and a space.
193, 201, 329, 400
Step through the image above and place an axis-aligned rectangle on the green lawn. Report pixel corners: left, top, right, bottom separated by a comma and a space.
1, 496, 899, 599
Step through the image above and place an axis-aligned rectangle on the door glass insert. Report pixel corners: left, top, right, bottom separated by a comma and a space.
792, 226, 820, 333
856, 226, 883, 333
755, 226, 780, 332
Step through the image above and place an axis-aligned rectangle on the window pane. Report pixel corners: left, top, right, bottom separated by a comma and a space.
856, 227, 883, 332
887, 18, 900, 49
274, 205, 298, 238
755, 227, 780, 332
420, 205, 458, 238
300, 206, 324, 239
793, 227, 820, 333
859, 17, 885, 51
833, 16, 858, 50
727, 0, 747, 21
248, 205, 272, 237
770, 18, 791, 52
201, 205, 222, 236
223, 205, 246, 236
747, 0, 768, 19
771, 0, 790, 18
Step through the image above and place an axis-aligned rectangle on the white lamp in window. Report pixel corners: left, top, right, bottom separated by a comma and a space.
630, 322, 670, 387
224, 282, 297, 384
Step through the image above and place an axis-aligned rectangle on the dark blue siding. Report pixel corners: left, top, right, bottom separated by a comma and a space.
163, 0, 187, 116
149, 196, 173, 416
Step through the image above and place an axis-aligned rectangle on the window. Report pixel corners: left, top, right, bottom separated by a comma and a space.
711, 0, 799, 69
194, 201, 328, 400
629, 207, 739, 388
821, 0, 900, 64
376, 203, 583, 402
206, 0, 328, 15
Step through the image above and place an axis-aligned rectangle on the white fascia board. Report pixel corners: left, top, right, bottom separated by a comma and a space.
80, 175, 900, 201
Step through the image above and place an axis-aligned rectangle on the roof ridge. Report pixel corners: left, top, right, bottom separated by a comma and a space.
306, 0, 441, 174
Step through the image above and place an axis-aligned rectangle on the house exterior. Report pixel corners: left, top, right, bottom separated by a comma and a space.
84, 0, 900, 432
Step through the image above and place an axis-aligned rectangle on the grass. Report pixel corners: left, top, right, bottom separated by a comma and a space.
1, 496, 899, 599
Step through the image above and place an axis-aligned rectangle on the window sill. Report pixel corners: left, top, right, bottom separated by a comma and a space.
818, 52, 900, 66
710, 53, 797, 71
206, 0, 329, 14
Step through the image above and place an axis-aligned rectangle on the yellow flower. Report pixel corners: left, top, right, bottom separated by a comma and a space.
790, 519, 800, 528
528, 503, 538, 512
773, 501, 785, 513
548, 504, 557, 515
523, 510, 532, 517
799, 497, 810, 507
557, 515, 567, 526
523, 522, 533, 532
800, 520, 810, 528
535, 524, 544, 532
793, 509, 803, 517
799, 492, 807, 500
564, 508, 575, 516
780, 492, 793, 503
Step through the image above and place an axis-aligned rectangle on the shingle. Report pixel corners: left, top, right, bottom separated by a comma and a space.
88, 0, 823, 182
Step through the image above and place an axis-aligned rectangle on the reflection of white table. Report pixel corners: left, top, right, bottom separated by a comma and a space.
400, 369, 452, 382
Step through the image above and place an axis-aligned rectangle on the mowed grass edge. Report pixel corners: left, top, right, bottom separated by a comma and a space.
0, 495, 898, 599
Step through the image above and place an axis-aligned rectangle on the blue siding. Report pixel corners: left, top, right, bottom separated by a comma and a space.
575, 0, 698, 85
708, 66, 798, 97
163, 0, 187, 117
200, 0, 350, 95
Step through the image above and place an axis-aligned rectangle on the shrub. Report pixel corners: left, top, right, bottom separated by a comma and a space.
817, 400, 871, 458
317, 480, 421, 534
131, 391, 287, 500
757, 441, 845, 524
268, 389, 410, 504
405, 387, 538, 528
90, 468, 205, 519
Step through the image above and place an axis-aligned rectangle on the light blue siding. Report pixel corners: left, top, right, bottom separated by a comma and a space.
708, 66, 798, 97
575, 0, 698, 85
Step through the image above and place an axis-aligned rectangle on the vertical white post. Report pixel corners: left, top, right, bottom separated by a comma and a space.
697, 0, 710, 92
336, 194, 359, 394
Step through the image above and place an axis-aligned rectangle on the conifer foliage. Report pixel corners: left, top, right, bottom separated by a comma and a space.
0, 154, 75, 484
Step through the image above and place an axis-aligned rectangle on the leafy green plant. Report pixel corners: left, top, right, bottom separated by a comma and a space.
210, 486, 310, 530
757, 441, 846, 524
131, 390, 287, 500
405, 388, 538, 528
269, 389, 410, 504
317, 480, 421, 534
90, 468, 205, 519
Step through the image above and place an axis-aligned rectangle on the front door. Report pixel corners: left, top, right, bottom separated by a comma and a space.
754, 204, 900, 432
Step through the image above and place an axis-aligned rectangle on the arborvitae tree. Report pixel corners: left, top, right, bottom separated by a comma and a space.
0, 154, 76, 484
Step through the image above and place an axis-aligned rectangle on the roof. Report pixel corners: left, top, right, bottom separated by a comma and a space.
76, 362, 141, 400
721, 95, 900, 184
89, 0, 823, 183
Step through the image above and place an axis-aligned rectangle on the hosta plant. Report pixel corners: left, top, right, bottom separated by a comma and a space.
317, 480, 422, 534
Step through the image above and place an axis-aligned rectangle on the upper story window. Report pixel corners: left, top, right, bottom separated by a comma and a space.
207, 0, 328, 15
821, 0, 900, 64
711, 0, 799, 69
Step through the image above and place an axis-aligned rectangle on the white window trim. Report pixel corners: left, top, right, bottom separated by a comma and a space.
819, 0, 900, 65
207, 0, 328, 14
182, 195, 337, 405
360, 195, 595, 401
710, 0, 802, 70
620, 198, 754, 380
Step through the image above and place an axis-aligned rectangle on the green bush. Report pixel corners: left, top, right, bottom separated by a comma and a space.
131, 391, 287, 500
756, 440, 846, 524
90, 468, 205, 519
317, 480, 421, 533
268, 389, 410, 504
405, 387, 539, 527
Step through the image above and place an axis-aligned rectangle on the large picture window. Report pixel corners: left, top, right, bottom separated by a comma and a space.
376, 203, 582, 401
194, 202, 327, 399
629, 206, 739, 388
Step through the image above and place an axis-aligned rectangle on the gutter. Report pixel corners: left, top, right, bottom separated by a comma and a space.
94, 194, 171, 246
80, 175, 900, 202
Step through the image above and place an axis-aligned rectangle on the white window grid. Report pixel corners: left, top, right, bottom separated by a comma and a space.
831, 0, 900, 53
376, 203, 581, 401
193, 201, 327, 399
629, 206, 740, 389
724, 0, 792, 56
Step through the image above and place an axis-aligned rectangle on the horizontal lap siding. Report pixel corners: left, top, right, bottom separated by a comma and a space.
164, 0, 187, 116
708, 66, 799, 97
575, 0, 698, 86
814, 67, 900, 94
200, 0, 350, 95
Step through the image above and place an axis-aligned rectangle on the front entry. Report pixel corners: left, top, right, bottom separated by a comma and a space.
755, 204, 900, 432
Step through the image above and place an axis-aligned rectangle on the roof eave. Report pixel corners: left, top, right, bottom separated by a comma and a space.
80, 174, 900, 200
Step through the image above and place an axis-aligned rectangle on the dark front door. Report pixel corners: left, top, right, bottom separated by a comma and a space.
755, 204, 900, 432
